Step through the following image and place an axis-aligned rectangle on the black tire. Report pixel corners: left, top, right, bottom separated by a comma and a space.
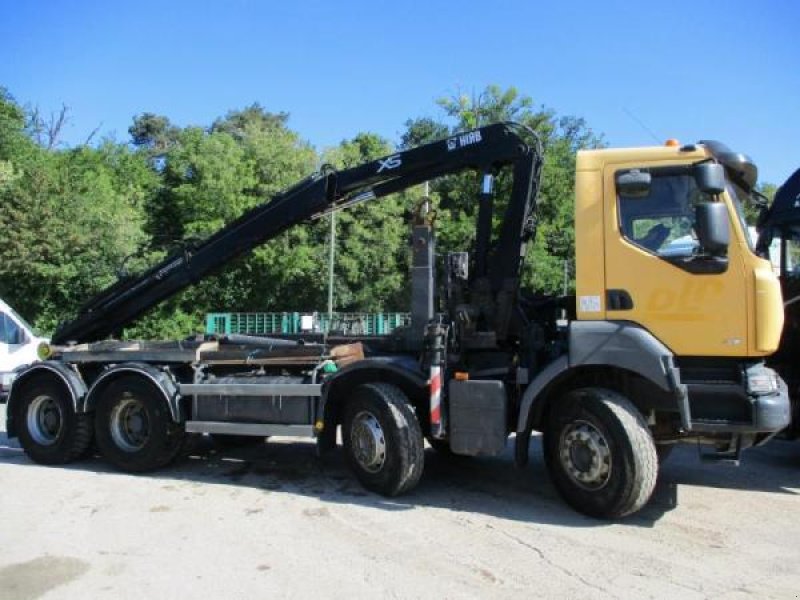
94, 376, 184, 473
13, 378, 92, 465
342, 383, 424, 497
210, 434, 267, 449
543, 387, 658, 519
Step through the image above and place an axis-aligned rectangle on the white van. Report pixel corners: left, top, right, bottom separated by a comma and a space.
0, 299, 46, 400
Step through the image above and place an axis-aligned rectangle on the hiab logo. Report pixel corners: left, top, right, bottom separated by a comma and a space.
447, 130, 483, 151
377, 154, 402, 173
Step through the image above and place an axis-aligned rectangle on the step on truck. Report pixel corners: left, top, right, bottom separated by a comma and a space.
5, 123, 791, 518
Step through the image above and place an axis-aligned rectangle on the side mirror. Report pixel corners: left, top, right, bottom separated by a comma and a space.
695, 202, 729, 256
616, 169, 651, 197
693, 163, 725, 195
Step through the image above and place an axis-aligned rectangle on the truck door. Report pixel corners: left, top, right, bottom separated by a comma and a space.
603, 163, 749, 356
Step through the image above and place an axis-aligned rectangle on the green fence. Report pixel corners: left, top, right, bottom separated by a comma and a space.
206, 312, 411, 336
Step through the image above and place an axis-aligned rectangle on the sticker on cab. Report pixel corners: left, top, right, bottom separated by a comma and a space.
579, 295, 602, 313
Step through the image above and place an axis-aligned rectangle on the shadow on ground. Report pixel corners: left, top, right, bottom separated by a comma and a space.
1, 415, 798, 529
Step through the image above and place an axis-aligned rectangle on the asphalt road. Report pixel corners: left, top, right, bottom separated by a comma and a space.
1, 403, 799, 599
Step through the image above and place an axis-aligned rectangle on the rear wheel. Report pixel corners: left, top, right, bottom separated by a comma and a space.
95, 376, 184, 472
543, 387, 658, 519
14, 378, 92, 465
342, 383, 424, 497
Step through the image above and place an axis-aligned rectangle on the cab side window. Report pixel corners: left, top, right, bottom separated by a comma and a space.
618, 169, 712, 259
0, 313, 8, 344
0, 313, 24, 345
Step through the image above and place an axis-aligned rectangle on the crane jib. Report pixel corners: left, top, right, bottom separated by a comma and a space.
52, 122, 543, 345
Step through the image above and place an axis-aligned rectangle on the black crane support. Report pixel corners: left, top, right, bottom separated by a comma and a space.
52, 122, 543, 344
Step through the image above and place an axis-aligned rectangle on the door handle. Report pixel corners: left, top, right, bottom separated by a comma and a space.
607, 289, 634, 311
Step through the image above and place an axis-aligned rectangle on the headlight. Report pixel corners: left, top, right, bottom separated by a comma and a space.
747, 368, 779, 395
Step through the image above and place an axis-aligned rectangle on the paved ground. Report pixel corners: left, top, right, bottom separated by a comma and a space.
1, 404, 799, 599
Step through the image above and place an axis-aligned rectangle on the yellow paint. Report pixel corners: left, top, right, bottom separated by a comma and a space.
754, 265, 783, 352
574, 143, 783, 357
574, 167, 606, 319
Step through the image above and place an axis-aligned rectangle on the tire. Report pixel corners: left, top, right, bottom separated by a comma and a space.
342, 383, 424, 497
94, 376, 184, 473
210, 434, 267, 449
543, 387, 658, 519
13, 378, 92, 465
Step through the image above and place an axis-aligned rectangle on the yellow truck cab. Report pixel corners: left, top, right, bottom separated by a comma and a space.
559, 140, 788, 453
576, 141, 783, 356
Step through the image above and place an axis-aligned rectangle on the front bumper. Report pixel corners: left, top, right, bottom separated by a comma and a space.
687, 369, 791, 434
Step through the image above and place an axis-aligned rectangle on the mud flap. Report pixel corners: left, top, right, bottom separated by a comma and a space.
449, 380, 507, 456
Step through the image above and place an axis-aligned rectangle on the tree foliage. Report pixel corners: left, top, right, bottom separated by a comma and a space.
1, 84, 614, 338
402, 85, 603, 293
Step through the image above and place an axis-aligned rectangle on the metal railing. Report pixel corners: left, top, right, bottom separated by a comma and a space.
206, 312, 411, 336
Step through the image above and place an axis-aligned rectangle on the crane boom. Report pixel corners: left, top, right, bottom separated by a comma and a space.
52, 122, 542, 344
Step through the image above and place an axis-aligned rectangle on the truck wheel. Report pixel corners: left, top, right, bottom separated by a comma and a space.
342, 383, 424, 497
94, 376, 184, 472
14, 379, 92, 465
543, 387, 658, 519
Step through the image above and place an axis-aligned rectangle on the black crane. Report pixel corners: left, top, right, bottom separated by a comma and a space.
53, 122, 543, 345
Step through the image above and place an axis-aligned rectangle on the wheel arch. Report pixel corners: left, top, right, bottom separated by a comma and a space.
514, 363, 678, 467
83, 363, 183, 423
514, 321, 688, 466
6, 361, 87, 438
321, 359, 428, 436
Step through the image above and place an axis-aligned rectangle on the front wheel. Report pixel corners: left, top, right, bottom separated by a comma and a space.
342, 383, 424, 497
95, 376, 185, 472
543, 387, 658, 519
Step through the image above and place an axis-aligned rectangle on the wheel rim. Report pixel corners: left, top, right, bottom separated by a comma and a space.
350, 410, 386, 473
27, 395, 64, 446
559, 420, 612, 490
110, 398, 150, 453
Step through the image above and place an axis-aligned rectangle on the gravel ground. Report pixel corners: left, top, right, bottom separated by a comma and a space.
1, 403, 799, 600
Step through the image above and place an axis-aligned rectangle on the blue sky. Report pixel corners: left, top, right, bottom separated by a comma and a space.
1, 0, 798, 184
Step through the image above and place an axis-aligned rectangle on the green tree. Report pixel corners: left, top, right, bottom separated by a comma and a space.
129, 112, 179, 156
126, 106, 321, 337
0, 90, 153, 332
322, 133, 422, 312
402, 85, 603, 294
